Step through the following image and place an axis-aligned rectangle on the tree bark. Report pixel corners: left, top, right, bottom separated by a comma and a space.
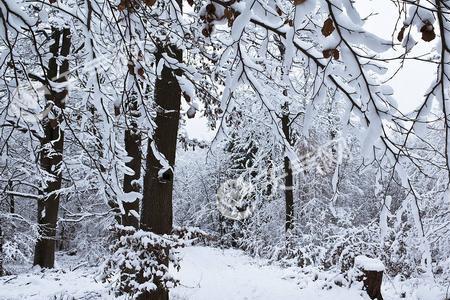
277, 39, 294, 233
138, 42, 182, 300
122, 99, 141, 228
358, 270, 384, 300
34, 27, 71, 268
141, 45, 181, 233
281, 104, 294, 232
8, 181, 14, 214
121, 6, 143, 228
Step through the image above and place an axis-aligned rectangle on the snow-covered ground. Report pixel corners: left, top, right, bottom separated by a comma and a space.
0, 262, 106, 299
171, 247, 367, 300
0, 246, 447, 300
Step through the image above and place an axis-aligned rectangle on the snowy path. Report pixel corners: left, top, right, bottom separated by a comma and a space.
0, 246, 367, 300
171, 247, 367, 300
0, 246, 443, 300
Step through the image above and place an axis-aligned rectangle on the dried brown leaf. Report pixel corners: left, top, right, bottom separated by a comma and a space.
397, 26, 406, 42
322, 49, 332, 59
420, 23, 436, 42
144, 0, 156, 6
294, 0, 306, 5
332, 49, 340, 60
322, 18, 335, 37
322, 48, 340, 60
206, 3, 216, 14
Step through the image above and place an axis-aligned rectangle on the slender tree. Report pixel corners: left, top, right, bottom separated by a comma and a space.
277, 39, 295, 233
122, 95, 141, 228
281, 103, 294, 232
121, 8, 143, 228
34, 27, 71, 268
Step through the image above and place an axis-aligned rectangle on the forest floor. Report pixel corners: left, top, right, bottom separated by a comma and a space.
0, 246, 447, 300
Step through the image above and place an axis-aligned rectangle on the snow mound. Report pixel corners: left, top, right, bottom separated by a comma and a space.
354, 255, 385, 272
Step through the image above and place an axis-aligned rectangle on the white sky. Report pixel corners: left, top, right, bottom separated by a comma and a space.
354, 0, 436, 113
185, 0, 436, 141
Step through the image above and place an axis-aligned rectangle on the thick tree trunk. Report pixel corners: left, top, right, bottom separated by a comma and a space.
34, 27, 71, 268
138, 43, 182, 300
356, 269, 384, 300
122, 100, 141, 228
140, 46, 181, 233
354, 256, 384, 300
361, 270, 383, 300
281, 104, 294, 232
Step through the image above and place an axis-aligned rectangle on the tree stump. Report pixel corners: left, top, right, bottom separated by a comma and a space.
354, 255, 384, 300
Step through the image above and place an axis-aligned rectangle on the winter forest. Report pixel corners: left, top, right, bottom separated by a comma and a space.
0, 0, 450, 299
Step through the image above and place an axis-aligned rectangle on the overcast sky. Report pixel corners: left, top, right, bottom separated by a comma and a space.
184, 0, 436, 141
355, 0, 436, 113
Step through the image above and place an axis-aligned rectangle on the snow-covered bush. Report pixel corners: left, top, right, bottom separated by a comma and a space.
100, 226, 183, 299
0, 214, 35, 274
172, 226, 217, 246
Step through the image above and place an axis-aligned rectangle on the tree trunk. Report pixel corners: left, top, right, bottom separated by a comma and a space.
359, 270, 384, 300
354, 256, 384, 300
122, 98, 141, 228
141, 45, 181, 233
281, 104, 294, 232
121, 6, 143, 228
138, 41, 182, 300
277, 39, 294, 233
34, 27, 71, 268
8, 181, 14, 214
